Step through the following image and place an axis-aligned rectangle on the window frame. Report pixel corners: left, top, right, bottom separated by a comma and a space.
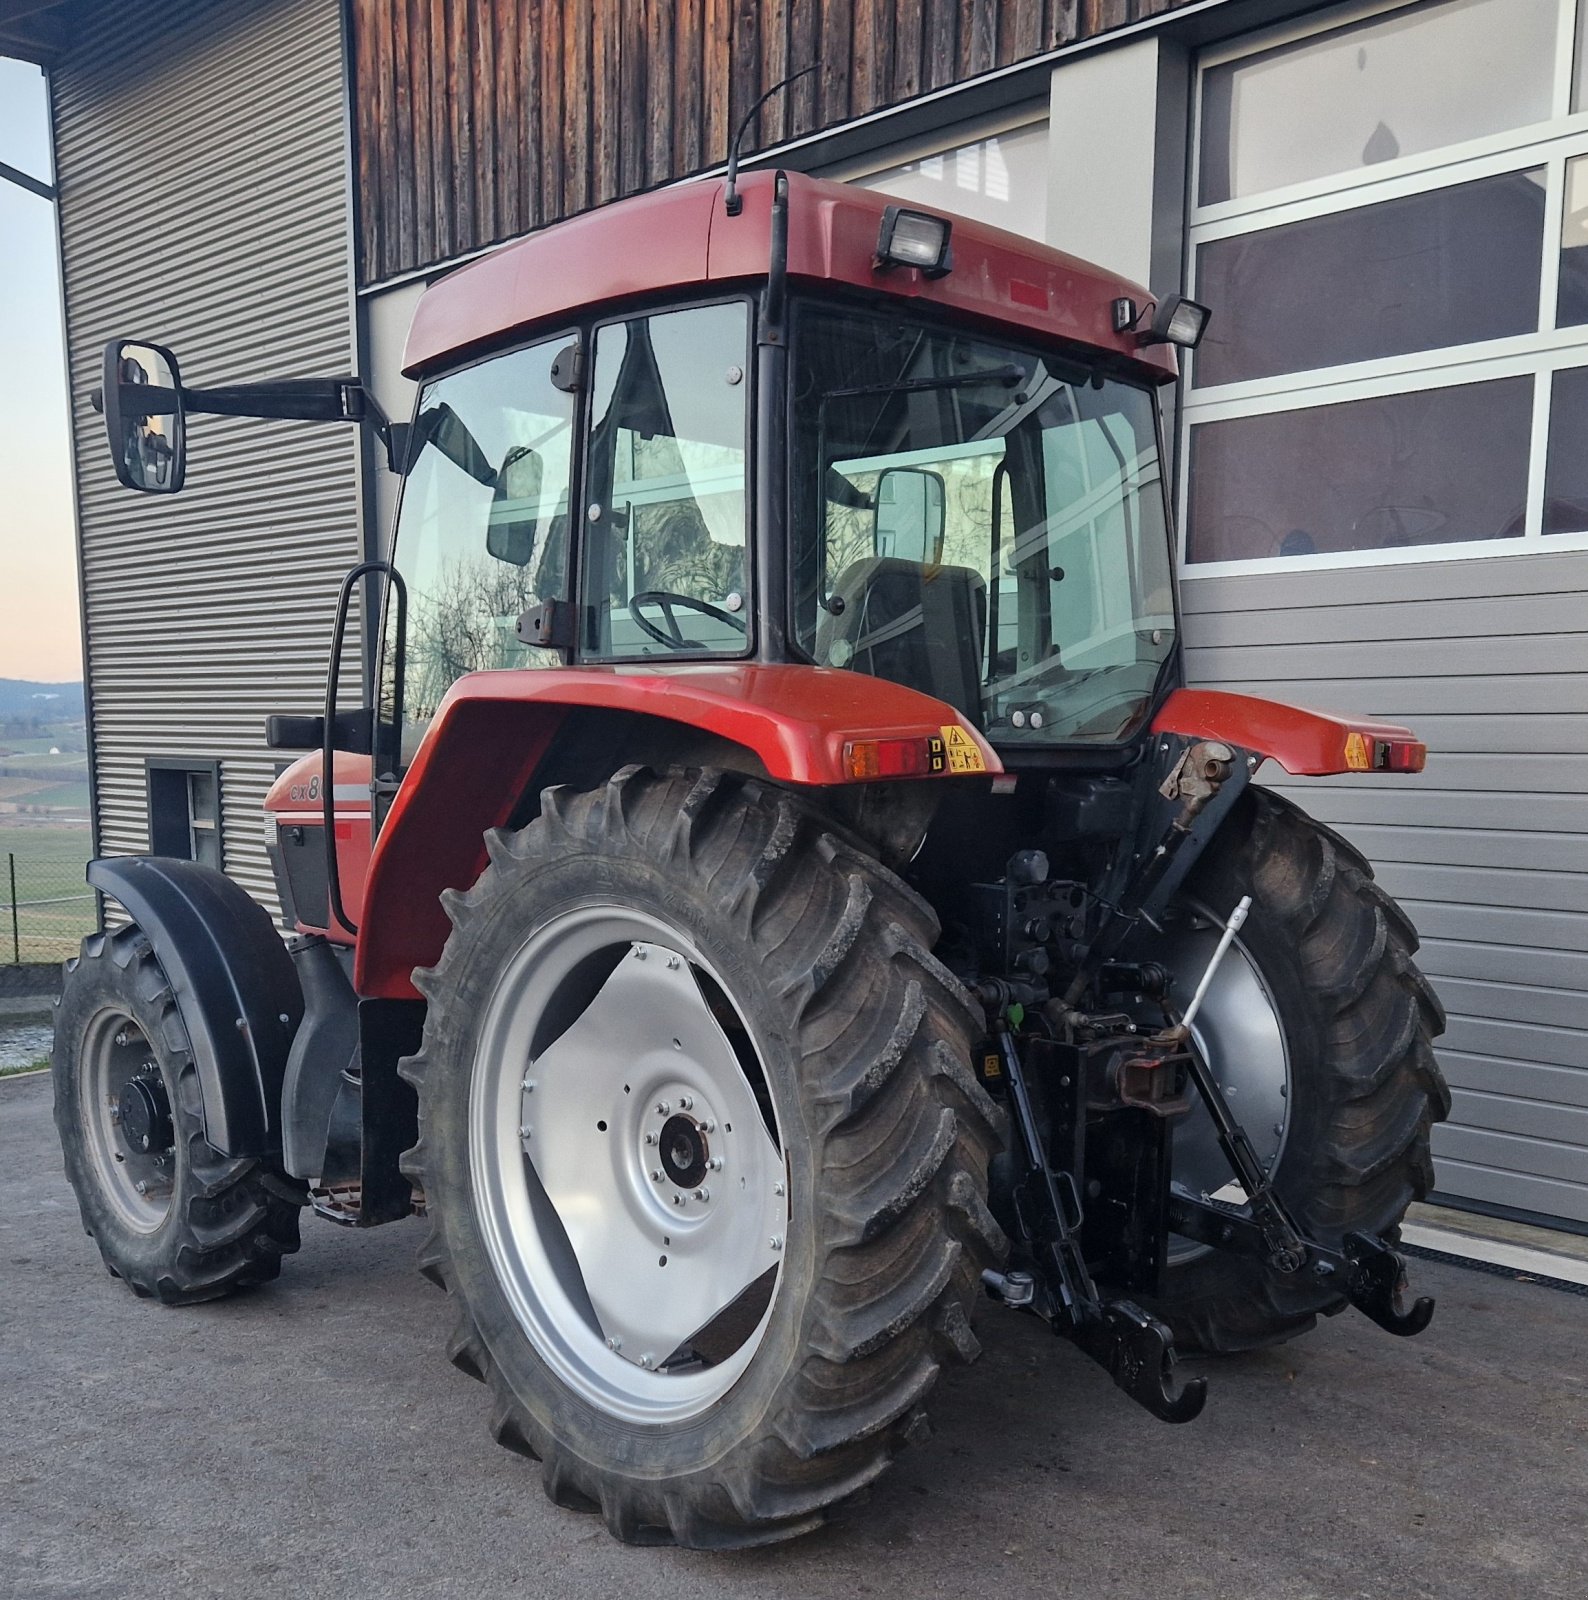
782, 290, 1189, 754
575, 291, 758, 666
379, 320, 584, 770
146, 756, 223, 868
1181, 0, 1588, 578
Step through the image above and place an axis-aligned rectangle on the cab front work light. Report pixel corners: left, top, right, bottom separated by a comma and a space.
1112, 292, 1212, 350
875, 206, 954, 277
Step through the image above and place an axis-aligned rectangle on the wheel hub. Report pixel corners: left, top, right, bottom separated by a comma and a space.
657, 1111, 712, 1192
116, 1068, 173, 1158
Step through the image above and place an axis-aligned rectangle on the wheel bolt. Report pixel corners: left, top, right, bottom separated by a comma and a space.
521, 1077, 536, 1093
134, 1180, 148, 1195
644, 1132, 658, 1146
656, 1101, 671, 1116
606, 1336, 622, 1351
666, 956, 680, 970
701, 1119, 717, 1134
650, 1169, 663, 1182
677, 1094, 693, 1110
694, 1188, 710, 1202
708, 1157, 723, 1172
641, 1353, 657, 1367
774, 1181, 785, 1197
114, 1030, 129, 1048
770, 1236, 783, 1250
672, 1194, 684, 1206
517, 1125, 531, 1139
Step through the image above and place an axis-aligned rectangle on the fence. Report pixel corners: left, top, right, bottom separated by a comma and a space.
3, 848, 97, 964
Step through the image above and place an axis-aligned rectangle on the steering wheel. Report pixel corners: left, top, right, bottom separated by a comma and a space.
627, 591, 747, 650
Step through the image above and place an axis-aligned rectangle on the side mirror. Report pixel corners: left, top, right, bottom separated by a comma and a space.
487, 444, 543, 566
874, 467, 946, 564
98, 338, 186, 493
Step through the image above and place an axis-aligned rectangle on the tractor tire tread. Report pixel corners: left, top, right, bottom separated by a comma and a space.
53, 926, 306, 1306
400, 767, 1005, 1549
1141, 790, 1448, 1355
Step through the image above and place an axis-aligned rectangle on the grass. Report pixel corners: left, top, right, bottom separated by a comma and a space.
0, 820, 95, 962
0, 1057, 48, 1078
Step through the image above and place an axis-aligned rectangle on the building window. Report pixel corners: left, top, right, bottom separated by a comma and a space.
836, 114, 1050, 242
1183, 0, 1588, 572
147, 759, 222, 868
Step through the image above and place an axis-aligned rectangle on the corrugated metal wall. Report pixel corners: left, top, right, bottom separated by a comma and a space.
54, 0, 361, 915
1182, 550, 1588, 1225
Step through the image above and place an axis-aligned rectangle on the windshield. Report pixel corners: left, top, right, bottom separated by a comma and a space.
791, 302, 1176, 745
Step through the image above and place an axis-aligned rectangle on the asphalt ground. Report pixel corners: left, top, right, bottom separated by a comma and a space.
2, 1068, 1585, 1600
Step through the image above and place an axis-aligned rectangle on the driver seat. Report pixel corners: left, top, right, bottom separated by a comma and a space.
815, 557, 986, 720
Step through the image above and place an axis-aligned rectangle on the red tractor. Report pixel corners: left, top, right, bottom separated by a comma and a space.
60, 167, 1447, 1548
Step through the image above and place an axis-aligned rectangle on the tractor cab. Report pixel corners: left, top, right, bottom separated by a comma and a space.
375, 172, 1199, 774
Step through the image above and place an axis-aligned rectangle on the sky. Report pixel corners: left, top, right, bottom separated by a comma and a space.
0, 56, 79, 684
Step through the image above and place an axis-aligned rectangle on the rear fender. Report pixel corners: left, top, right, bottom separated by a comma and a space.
354, 664, 998, 999
1152, 689, 1426, 776
87, 857, 302, 1157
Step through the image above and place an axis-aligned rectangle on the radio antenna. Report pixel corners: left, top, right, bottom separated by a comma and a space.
724, 64, 819, 217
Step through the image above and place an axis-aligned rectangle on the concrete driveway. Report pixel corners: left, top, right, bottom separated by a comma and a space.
2, 1068, 1584, 1600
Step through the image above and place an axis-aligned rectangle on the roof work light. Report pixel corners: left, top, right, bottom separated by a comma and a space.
875, 206, 954, 277
1112, 293, 1212, 350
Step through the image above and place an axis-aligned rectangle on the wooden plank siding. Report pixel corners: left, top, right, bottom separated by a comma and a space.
350, 0, 1186, 284
1180, 547, 1588, 1224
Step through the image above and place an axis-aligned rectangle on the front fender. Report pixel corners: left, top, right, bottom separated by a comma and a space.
87, 857, 302, 1156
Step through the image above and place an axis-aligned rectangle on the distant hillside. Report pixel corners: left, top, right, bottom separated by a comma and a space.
0, 680, 86, 719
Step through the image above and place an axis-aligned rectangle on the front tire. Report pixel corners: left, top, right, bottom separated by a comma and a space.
52, 926, 305, 1303
401, 767, 1005, 1548
1139, 789, 1449, 1353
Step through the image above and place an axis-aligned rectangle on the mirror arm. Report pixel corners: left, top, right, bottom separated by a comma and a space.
177, 378, 409, 472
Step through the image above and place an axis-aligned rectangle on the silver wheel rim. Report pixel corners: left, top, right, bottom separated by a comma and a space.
469, 906, 787, 1424
1141, 903, 1292, 1268
80, 1008, 175, 1232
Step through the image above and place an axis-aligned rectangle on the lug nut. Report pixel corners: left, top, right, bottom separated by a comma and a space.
134, 1180, 148, 1195
640, 1353, 656, 1368
770, 1236, 783, 1251
656, 1101, 671, 1116
521, 1078, 536, 1093
666, 955, 681, 970
606, 1336, 622, 1351
774, 1181, 785, 1197
650, 1169, 663, 1182
644, 1132, 658, 1146
701, 1119, 717, 1134
708, 1157, 723, 1172
517, 1125, 531, 1139
677, 1094, 693, 1110
694, 1188, 710, 1202
672, 1194, 684, 1206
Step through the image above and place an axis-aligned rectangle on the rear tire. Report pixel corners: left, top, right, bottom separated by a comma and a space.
401, 767, 1006, 1548
1139, 789, 1449, 1354
52, 926, 305, 1304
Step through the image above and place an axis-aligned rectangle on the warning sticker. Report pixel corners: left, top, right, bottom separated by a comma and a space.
939, 724, 988, 774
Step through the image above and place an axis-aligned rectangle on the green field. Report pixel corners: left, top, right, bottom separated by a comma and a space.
0, 821, 95, 963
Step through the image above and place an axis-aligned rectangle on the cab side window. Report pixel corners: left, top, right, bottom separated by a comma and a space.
580, 302, 750, 657
387, 335, 576, 759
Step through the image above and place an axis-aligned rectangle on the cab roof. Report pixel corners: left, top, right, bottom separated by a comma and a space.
403, 169, 1177, 384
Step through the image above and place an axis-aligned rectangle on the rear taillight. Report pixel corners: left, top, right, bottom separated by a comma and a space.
842, 736, 946, 780
1343, 730, 1427, 774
